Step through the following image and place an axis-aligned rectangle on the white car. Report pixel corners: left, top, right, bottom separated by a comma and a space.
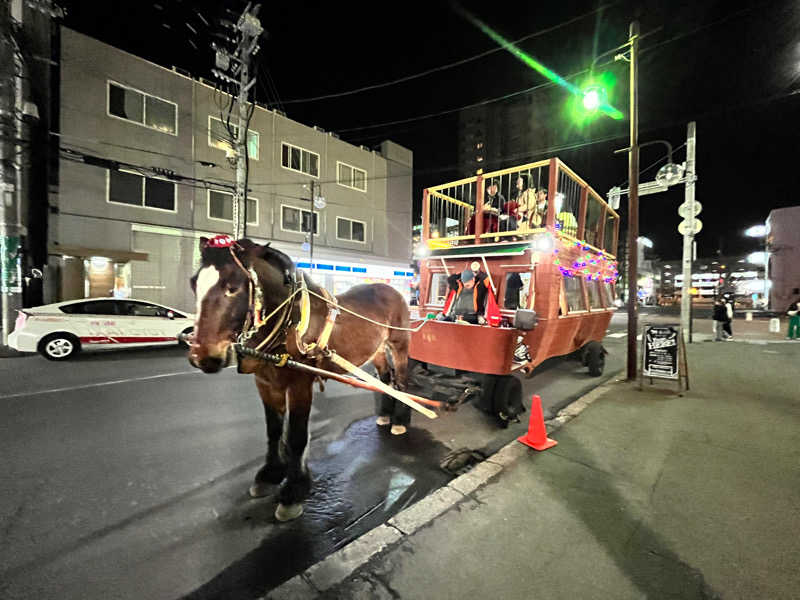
8, 298, 195, 361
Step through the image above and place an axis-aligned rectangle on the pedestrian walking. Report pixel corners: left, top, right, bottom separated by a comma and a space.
712, 299, 728, 341
722, 298, 734, 340
786, 298, 800, 340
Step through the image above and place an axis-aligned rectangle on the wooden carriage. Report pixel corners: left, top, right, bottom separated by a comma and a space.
409, 158, 620, 382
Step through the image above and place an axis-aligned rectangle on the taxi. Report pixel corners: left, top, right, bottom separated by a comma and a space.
8, 298, 195, 360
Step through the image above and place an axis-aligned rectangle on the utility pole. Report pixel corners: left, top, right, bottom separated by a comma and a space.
680, 122, 697, 344
1, 0, 24, 346
626, 21, 640, 380
211, 3, 262, 240
308, 179, 314, 265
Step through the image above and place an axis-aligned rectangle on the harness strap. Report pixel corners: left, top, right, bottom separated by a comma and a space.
296, 277, 340, 356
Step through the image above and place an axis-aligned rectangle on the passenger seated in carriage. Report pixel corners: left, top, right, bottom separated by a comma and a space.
438, 264, 501, 325
529, 187, 548, 228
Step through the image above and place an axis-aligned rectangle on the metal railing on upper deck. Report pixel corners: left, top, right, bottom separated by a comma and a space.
422, 157, 619, 257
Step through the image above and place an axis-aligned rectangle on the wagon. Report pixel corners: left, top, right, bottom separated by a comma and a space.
408, 158, 620, 420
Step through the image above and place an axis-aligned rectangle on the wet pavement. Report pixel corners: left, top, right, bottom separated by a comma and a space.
0, 322, 627, 600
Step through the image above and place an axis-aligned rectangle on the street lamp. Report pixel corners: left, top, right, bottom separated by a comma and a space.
638, 236, 653, 248
745, 225, 767, 238
582, 85, 604, 111
744, 224, 768, 309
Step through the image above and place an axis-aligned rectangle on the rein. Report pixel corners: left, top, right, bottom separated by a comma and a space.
205, 235, 429, 360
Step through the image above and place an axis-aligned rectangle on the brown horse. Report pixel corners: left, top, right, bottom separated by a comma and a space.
187, 236, 410, 521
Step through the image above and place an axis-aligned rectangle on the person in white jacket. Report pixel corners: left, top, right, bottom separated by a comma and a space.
722, 298, 734, 339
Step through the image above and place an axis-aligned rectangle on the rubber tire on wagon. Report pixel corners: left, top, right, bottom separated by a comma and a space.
480, 374, 523, 428
585, 341, 605, 377
38, 332, 81, 361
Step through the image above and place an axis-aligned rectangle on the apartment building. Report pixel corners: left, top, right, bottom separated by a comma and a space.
50, 28, 414, 313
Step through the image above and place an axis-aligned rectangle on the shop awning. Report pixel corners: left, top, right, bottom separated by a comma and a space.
48, 245, 149, 262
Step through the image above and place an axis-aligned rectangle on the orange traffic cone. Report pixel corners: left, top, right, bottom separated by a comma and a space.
517, 394, 557, 451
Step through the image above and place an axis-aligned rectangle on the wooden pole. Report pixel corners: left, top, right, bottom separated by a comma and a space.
626, 21, 640, 380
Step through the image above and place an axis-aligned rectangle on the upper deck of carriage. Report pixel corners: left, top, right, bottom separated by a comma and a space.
421, 157, 619, 259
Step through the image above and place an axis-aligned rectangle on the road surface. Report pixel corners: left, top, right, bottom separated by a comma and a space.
0, 314, 633, 599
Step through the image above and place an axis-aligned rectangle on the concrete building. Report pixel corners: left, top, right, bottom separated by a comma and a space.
767, 206, 800, 311
656, 255, 765, 307
457, 88, 556, 177
50, 28, 414, 313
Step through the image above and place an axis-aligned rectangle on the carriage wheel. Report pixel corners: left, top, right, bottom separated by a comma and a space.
585, 341, 606, 377
481, 374, 522, 428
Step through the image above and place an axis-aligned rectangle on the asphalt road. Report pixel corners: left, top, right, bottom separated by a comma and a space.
0, 316, 632, 600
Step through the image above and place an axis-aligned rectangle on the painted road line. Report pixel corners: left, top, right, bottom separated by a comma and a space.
607, 332, 627, 338
0, 370, 201, 400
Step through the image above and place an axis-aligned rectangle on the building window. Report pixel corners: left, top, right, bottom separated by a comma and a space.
208, 116, 259, 159
336, 162, 367, 192
281, 142, 319, 177
281, 205, 318, 235
336, 217, 366, 243
107, 170, 176, 212
208, 190, 258, 226
107, 81, 177, 135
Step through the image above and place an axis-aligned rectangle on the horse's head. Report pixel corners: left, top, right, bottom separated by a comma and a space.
188, 235, 294, 373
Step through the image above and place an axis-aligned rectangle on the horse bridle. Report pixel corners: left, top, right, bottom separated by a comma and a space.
233, 249, 298, 352
203, 235, 298, 352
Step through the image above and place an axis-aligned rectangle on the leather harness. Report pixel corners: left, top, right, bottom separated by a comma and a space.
224, 241, 339, 358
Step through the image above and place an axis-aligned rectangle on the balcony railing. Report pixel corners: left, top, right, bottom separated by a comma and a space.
422, 157, 619, 257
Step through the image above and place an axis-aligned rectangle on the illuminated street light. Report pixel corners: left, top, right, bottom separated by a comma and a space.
747, 251, 767, 265
745, 224, 767, 237
655, 161, 684, 186
458, 8, 623, 120
582, 86, 602, 111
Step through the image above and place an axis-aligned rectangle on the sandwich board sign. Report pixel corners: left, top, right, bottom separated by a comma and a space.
640, 324, 689, 391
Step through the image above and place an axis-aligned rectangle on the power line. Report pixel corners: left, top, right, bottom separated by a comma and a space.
640, 3, 758, 57
335, 74, 587, 133
330, 4, 763, 136
278, 3, 618, 105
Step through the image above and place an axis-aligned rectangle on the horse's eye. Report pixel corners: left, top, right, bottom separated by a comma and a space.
225, 286, 239, 297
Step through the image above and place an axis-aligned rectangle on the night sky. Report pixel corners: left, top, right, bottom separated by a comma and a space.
62, 0, 799, 260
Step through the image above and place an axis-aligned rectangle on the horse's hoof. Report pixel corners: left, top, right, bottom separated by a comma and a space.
275, 503, 304, 521
249, 483, 271, 498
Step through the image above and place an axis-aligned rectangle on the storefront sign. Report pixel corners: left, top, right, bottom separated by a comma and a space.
642, 325, 679, 379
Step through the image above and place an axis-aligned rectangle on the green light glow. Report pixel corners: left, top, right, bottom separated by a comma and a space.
461, 9, 624, 121
582, 88, 601, 111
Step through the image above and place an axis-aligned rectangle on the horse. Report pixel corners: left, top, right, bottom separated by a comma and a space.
187, 235, 411, 521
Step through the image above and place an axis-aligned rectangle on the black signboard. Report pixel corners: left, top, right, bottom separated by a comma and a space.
642, 325, 679, 379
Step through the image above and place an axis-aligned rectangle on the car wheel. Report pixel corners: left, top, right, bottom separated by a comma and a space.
38, 333, 81, 361
178, 327, 194, 347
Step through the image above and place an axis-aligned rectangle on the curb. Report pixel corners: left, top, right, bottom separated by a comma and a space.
262, 371, 623, 600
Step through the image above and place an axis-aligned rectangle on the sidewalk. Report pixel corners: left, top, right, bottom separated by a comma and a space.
268, 338, 800, 599
691, 316, 794, 344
